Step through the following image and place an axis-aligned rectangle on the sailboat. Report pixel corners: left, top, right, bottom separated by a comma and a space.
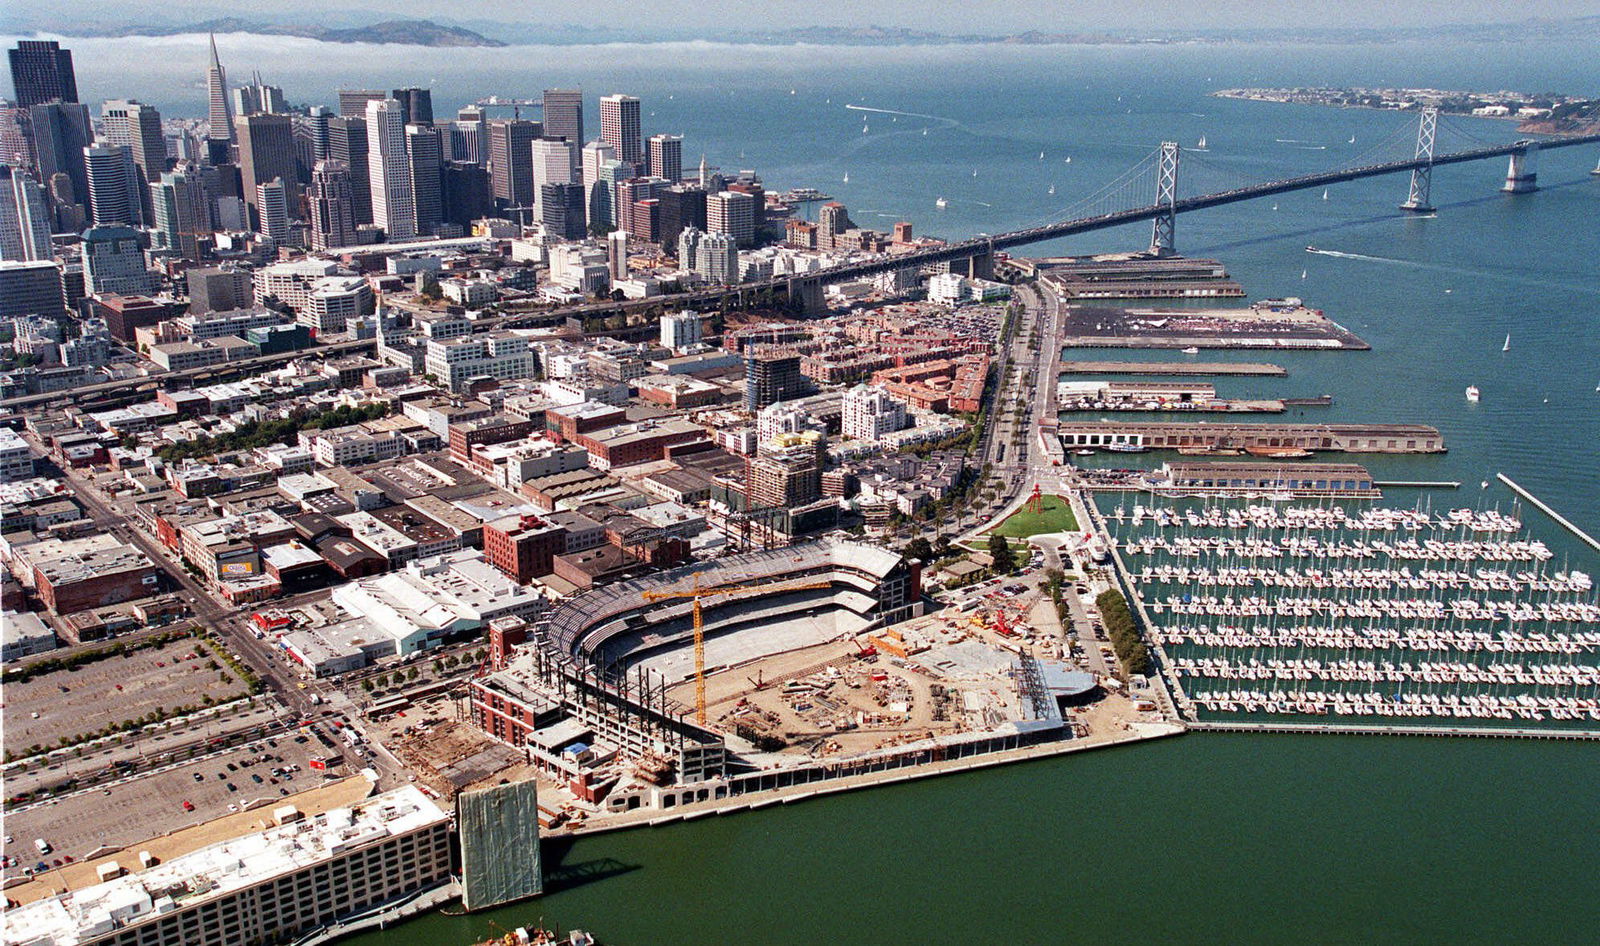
972, 168, 978, 177
1502, 333, 1511, 352
1196, 135, 1208, 150
842, 172, 849, 184
1348, 134, 1357, 143
1048, 183, 1056, 195
1064, 156, 1072, 164
1038, 150, 1045, 160
862, 124, 869, 134
1301, 269, 1308, 280
922, 127, 928, 136
1322, 188, 1329, 200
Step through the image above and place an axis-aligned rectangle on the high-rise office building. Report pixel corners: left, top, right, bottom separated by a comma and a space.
580, 140, 616, 230
338, 90, 387, 118
441, 162, 492, 229
0, 259, 67, 319
405, 123, 442, 237
488, 119, 540, 212
306, 106, 332, 162
81, 224, 152, 296
27, 101, 92, 214
599, 94, 642, 165
449, 113, 489, 165
390, 88, 433, 126
366, 99, 416, 242
326, 116, 372, 225
647, 134, 682, 183
542, 89, 583, 166
232, 79, 287, 117
151, 166, 209, 260
205, 34, 234, 156
530, 137, 573, 222
256, 178, 289, 243
8, 40, 78, 109
187, 265, 252, 314
236, 113, 296, 222
101, 99, 166, 222
696, 231, 739, 285
84, 145, 143, 226
657, 185, 706, 249
309, 159, 357, 250
0, 101, 35, 171
540, 182, 587, 241
707, 189, 755, 247
0, 165, 53, 261
613, 177, 666, 240
608, 230, 629, 279
659, 310, 702, 351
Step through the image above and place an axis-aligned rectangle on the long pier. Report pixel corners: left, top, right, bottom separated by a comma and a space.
1060, 360, 1287, 376
1497, 472, 1600, 552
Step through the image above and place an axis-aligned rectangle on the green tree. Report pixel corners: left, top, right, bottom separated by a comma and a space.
903, 537, 934, 562
406, 667, 420, 682
988, 534, 1018, 574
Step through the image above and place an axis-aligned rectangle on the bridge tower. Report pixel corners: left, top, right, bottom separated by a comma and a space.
1401, 106, 1438, 213
786, 274, 826, 316
1148, 141, 1181, 257
1501, 141, 1539, 194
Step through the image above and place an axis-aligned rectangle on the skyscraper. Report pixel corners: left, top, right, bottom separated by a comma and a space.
390, 88, 433, 126
530, 137, 574, 222
405, 124, 442, 237
580, 140, 616, 231
326, 116, 372, 225
488, 119, 541, 212
84, 145, 143, 226
707, 190, 755, 247
441, 162, 491, 230
338, 90, 387, 118
309, 159, 357, 250
0, 101, 35, 171
101, 100, 166, 223
236, 113, 297, 223
27, 101, 92, 214
541, 182, 587, 241
8, 40, 78, 109
205, 34, 234, 159
541, 89, 583, 168
232, 79, 287, 117
306, 106, 332, 162
0, 165, 53, 261
449, 112, 488, 165
647, 134, 682, 183
366, 99, 416, 241
256, 178, 289, 244
151, 166, 209, 260
744, 349, 807, 411
599, 94, 642, 166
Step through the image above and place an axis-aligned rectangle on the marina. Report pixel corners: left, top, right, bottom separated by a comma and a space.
1103, 497, 1600, 733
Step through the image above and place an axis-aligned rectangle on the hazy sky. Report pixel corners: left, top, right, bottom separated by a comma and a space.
16, 0, 1600, 32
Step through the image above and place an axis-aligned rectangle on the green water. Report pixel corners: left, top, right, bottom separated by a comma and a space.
356, 732, 1600, 945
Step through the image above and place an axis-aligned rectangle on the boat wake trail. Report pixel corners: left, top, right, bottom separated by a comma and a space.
1307, 248, 1406, 264
845, 103, 958, 125
1306, 247, 1600, 296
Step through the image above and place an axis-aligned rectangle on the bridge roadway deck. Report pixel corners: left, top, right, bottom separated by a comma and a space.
5, 135, 1595, 413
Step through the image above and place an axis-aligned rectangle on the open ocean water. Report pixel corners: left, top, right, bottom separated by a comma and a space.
16, 32, 1599, 943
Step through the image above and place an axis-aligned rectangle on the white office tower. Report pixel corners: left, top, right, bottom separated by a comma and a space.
677, 226, 702, 272
843, 384, 909, 441
0, 166, 53, 261
255, 177, 289, 244
607, 229, 628, 280
599, 94, 643, 165
530, 138, 574, 223
659, 310, 702, 351
707, 190, 754, 247
647, 133, 682, 183
696, 231, 738, 285
366, 98, 416, 241
152, 167, 209, 260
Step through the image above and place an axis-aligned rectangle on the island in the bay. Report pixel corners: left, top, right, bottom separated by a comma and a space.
1213, 86, 1600, 134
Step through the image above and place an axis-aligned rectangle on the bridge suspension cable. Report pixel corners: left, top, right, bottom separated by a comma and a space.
1026, 146, 1164, 229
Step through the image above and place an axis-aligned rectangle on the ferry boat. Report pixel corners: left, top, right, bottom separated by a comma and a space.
1465, 385, 1481, 402
1105, 443, 1148, 453
1181, 346, 1201, 354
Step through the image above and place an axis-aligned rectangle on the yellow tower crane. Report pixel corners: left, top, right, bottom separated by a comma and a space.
642, 574, 832, 725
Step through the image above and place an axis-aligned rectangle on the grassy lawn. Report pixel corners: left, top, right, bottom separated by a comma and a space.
989, 495, 1078, 538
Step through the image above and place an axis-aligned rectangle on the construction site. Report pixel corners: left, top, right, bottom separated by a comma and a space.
449, 539, 1153, 827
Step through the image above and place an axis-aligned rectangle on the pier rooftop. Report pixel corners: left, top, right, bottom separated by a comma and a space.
1060, 360, 1287, 377
1060, 420, 1444, 453
1059, 299, 1370, 350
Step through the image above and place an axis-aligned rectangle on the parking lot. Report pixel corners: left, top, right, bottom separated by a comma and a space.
2, 731, 337, 880
5, 639, 250, 757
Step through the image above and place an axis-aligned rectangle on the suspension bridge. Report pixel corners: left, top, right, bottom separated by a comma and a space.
766, 107, 1600, 312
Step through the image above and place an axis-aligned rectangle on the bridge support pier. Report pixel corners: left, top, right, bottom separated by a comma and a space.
787, 275, 826, 316
1148, 141, 1180, 256
1502, 143, 1539, 193
1400, 106, 1438, 213
948, 251, 994, 280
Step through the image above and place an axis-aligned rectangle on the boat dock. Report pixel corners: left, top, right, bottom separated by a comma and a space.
1061, 361, 1287, 377
1498, 473, 1600, 553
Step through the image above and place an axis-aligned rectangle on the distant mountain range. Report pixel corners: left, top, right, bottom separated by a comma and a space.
5, 13, 1598, 49
23, 18, 506, 48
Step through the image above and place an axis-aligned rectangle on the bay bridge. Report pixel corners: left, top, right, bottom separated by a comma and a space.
4, 109, 1597, 413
